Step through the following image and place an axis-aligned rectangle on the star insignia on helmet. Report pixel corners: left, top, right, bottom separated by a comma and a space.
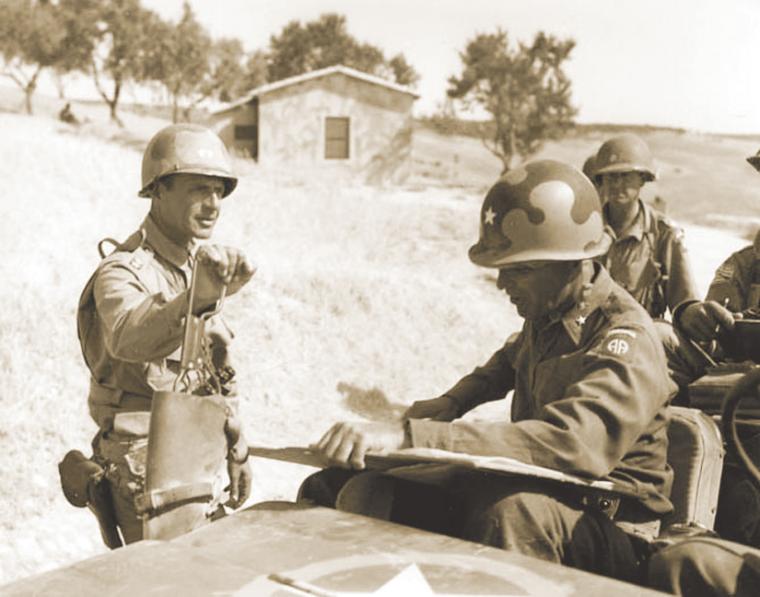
609, 153, 618, 163
484, 207, 496, 225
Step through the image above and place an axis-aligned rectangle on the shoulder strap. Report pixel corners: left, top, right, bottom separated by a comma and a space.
643, 211, 671, 318
77, 228, 148, 379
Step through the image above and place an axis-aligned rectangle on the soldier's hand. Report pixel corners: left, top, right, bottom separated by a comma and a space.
194, 245, 256, 311
403, 396, 459, 422
680, 300, 736, 341
226, 459, 252, 509
314, 421, 407, 470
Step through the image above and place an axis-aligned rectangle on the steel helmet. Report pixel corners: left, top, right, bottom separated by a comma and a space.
582, 153, 598, 182
469, 160, 609, 268
138, 124, 237, 198
593, 133, 657, 182
746, 148, 760, 173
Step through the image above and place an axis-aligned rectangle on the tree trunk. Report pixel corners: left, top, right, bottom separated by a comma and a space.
92, 62, 124, 127
24, 86, 34, 115
109, 81, 124, 127
53, 71, 66, 100
23, 68, 41, 115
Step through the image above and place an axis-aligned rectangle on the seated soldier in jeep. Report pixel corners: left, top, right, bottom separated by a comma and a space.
301, 160, 676, 585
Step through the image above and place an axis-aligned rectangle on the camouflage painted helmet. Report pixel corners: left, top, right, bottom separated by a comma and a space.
138, 124, 237, 198
746, 148, 760, 174
593, 133, 656, 182
469, 160, 609, 268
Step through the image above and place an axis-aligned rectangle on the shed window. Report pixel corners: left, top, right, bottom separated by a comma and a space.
234, 125, 257, 140
325, 117, 350, 159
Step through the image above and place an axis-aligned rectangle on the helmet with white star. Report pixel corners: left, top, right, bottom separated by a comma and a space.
593, 133, 656, 183
469, 160, 608, 268
138, 124, 237, 198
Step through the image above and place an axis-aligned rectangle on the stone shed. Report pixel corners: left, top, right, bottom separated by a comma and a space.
208, 65, 418, 184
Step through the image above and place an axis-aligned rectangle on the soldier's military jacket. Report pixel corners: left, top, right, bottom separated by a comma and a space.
407, 265, 676, 515
602, 200, 698, 319
77, 215, 228, 431
705, 237, 760, 311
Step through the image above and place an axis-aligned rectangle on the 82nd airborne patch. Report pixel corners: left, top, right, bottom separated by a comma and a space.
603, 328, 637, 357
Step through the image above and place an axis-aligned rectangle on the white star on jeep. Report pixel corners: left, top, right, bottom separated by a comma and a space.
266, 564, 521, 596
484, 207, 496, 225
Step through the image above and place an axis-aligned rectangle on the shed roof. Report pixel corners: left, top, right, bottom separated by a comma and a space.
211, 64, 419, 116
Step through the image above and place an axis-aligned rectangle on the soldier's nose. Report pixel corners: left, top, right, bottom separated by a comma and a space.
496, 269, 511, 290
204, 191, 222, 210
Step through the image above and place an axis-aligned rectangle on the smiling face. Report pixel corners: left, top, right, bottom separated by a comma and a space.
599, 171, 644, 208
152, 173, 227, 245
496, 260, 581, 321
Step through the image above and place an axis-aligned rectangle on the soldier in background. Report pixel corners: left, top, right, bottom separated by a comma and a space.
593, 134, 699, 321
582, 153, 600, 190
590, 134, 701, 403
303, 160, 676, 584
59, 102, 79, 125
69, 124, 254, 546
645, 149, 760, 596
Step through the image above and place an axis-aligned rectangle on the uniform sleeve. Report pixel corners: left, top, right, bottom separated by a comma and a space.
439, 333, 519, 416
408, 326, 673, 479
705, 250, 750, 311
662, 226, 700, 314
93, 260, 189, 362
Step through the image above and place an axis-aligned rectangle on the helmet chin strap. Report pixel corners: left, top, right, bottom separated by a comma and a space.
149, 198, 194, 249
537, 260, 592, 322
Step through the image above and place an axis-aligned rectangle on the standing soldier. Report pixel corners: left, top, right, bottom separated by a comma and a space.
65, 124, 255, 546
593, 133, 699, 321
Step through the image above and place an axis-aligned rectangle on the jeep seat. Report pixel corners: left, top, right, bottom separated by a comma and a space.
661, 406, 724, 532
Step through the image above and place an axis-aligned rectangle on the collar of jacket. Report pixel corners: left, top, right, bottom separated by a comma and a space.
141, 215, 195, 270
604, 199, 652, 242
539, 263, 615, 346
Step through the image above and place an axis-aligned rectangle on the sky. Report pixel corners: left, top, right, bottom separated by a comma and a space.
73, 0, 760, 134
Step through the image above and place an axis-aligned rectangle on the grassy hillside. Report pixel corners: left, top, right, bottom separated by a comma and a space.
0, 110, 520, 583
412, 123, 760, 237
0, 89, 754, 584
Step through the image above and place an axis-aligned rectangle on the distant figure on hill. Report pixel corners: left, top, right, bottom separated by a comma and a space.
58, 102, 79, 126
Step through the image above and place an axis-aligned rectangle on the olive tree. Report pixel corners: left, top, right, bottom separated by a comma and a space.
448, 30, 577, 172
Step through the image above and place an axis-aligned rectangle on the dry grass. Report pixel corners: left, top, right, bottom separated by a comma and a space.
0, 91, 754, 584
0, 110, 518, 583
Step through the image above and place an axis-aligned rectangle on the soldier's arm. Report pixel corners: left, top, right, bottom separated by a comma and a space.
663, 226, 700, 314
93, 260, 189, 362
407, 325, 671, 479
442, 335, 519, 416
705, 249, 751, 312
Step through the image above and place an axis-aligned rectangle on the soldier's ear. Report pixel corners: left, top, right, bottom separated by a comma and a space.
152, 179, 169, 201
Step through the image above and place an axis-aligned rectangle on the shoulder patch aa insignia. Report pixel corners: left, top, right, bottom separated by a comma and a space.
602, 328, 638, 357
606, 336, 630, 356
